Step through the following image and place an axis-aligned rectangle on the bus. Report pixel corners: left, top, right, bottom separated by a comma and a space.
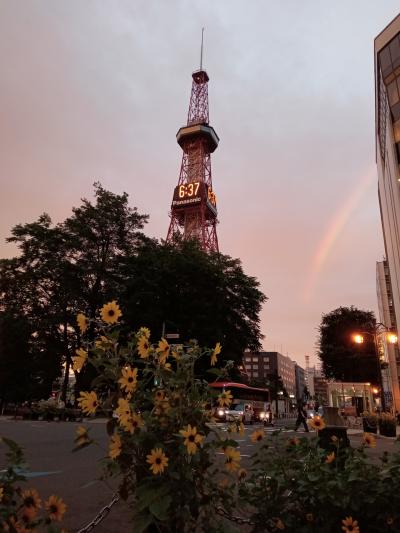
209, 381, 272, 425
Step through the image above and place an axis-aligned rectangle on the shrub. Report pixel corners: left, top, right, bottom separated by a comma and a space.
0, 438, 67, 531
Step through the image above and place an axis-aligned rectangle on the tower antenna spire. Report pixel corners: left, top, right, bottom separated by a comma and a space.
200, 27, 204, 70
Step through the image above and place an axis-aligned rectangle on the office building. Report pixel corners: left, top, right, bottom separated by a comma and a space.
243, 351, 296, 396
376, 260, 400, 410
294, 364, 306, 400
374, 14, 400, 411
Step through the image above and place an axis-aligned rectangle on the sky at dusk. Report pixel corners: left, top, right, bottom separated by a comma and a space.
1, 1, 399, 367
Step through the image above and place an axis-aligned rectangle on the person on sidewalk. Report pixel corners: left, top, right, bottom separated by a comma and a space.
294, 401, 309, 432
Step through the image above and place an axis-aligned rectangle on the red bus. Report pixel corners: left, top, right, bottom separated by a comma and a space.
209, 382, 272, 425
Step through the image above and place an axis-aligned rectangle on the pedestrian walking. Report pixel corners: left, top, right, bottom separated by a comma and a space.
294, 402, 309, 432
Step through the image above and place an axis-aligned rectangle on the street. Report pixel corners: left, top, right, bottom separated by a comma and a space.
1, 417, 398, 532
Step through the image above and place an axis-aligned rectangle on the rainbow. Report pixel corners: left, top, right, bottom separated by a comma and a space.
303, 166, 376, 301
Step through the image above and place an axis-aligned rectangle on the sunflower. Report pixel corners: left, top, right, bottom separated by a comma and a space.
179, 424, 205, 455
138, 336, 150, 359
95, 335, 113, 350
156, 338, 170, 365
45, 495, 67, 522
341, 516, 360, 533
115, 398, 131, 425
154, 399, 171, 416
75, 426, 90, 446
0, 487, 3, 502
363, 432, 376, 448
77, 391, 99, 415
21, 505, 38, 524
100, 301, 122, 324
72, 348, 87, 372
306, 513, 314, 523
7, 517, 27, 533
251, 429, 264, 443
137, 327, 151, 339
171, 347, 181, 360
238, 468, 247, 480
210, 342, 222, 366
76, 313, 89, 333
288, 437, 300, 446
308, 416, 326, 431
130, 413, 144, 431
325, 451, 335, 464
274, 518, 285, 530
146, 448, 169, 475
224, 446, 241, 472
118, 367, 138, 394
154, 389, 166, 403
109, 434, 122, 460
217, 390, 233, 407
21, 488, 41, 510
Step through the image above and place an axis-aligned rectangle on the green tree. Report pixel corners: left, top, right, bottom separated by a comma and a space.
317, 306, 378, 384
0, 184, 148, 403
120, 240, 266, 376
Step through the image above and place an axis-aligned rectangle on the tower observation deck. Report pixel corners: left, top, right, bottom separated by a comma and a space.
166, 66, 219, 253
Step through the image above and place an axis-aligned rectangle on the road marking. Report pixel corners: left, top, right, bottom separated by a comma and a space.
0, 468, 63, 478
216, 452, 251, 457
80, 480, 99, 489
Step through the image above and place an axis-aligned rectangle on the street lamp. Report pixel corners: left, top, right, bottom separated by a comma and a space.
352, 324, 398, 412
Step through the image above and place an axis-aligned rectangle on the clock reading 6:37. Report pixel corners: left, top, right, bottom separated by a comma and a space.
179, 182, 200, 198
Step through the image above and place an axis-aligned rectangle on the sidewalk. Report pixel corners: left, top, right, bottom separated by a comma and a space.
347, 425, 400, 439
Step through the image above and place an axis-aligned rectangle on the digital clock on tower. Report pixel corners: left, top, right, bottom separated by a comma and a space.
178, 181, 200, 198
172, 181, 203, 207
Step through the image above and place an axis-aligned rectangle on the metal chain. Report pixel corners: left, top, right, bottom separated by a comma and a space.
75, 493, 120, 533
214, 505, 255, 526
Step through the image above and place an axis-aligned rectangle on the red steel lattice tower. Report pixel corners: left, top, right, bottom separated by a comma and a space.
166, 63, 219, 252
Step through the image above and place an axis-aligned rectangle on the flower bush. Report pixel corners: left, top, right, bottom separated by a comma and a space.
73, 302, 243, 532
71, 302, 400, 532
0, 437, 67, 531
379, 412, 397, 437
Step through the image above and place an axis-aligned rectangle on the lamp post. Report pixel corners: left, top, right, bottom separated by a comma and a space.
352, 323, 398, 412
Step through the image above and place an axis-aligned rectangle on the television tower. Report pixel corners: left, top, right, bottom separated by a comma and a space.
166, 30, 219, 252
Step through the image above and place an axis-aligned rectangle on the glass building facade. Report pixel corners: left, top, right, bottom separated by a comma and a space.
375, 14, 400, 411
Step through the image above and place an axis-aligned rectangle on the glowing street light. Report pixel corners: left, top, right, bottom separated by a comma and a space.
352, 323, 398, 412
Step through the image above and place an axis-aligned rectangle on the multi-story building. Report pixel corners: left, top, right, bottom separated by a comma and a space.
376, 260, 400, 410
243, 352, 296, 397
374, 14, 400, 411
305, 365, 316, 398
294, 364, 305, 400
313, 376, 328, 405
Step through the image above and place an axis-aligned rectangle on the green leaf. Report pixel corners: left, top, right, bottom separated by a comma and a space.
149, 494, 172, 521
136, 483, 170, 511
132, 512, 153, 533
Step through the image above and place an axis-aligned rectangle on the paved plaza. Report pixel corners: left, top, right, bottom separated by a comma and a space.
1, 416, 399, 532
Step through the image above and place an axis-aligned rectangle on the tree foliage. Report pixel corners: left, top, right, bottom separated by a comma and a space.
120, 239, 266, 376
0, 184, 148, 402
317, 306, 378, 384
